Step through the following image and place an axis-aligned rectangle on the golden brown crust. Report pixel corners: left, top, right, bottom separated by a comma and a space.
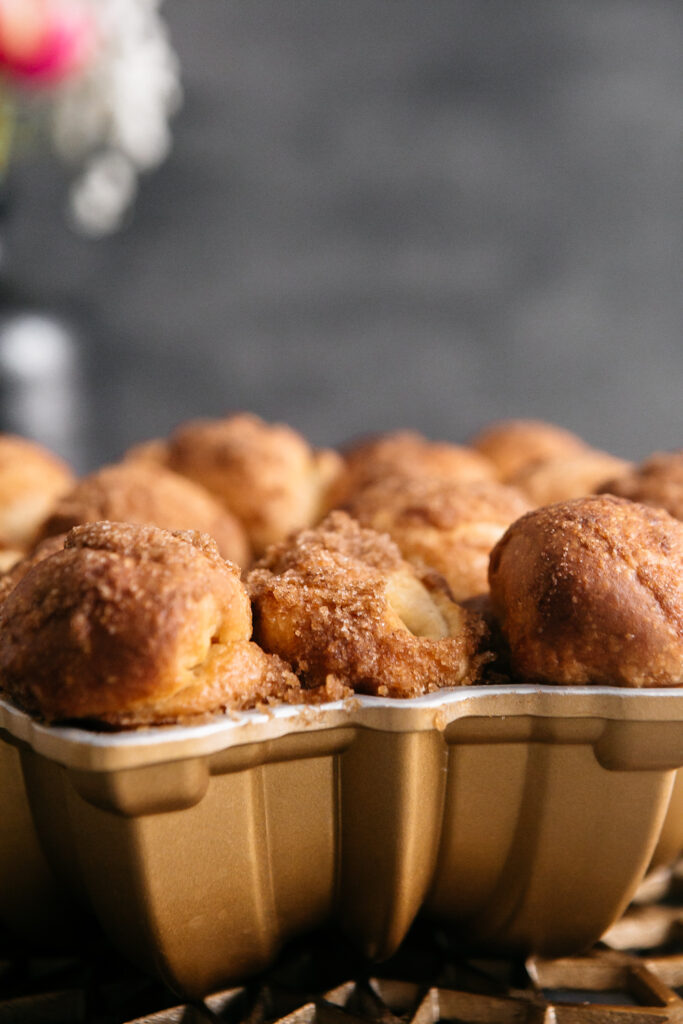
123, 438, 169, 467
0, 434, 74, 549
598, 451, 683, 521
488, 495, 683, 687
0, 549, 24, 573
104, 643, 304, 726
0, 533, 67, 607
0, 521, 299, 723
469, 419, 588, 482
166, 413, 344, 556
333, 431, 496, 505
511, 450, 632, 506
344, 476, 532, 601
37, 462, 251, 567
247, 510, 488, 697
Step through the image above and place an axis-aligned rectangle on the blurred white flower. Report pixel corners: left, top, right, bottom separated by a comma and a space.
41, 0, 181, 234
67, 147, 136, 236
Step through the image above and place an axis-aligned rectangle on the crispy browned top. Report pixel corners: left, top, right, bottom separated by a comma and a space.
599, 451, 683, 521
469, 419, 588, 482
0, 434, 75, 549
0, 521, 298, 723
345, 475, 530, 531
511, 450, 632, 506
36, 462, 251, 567
0, 533, 66, 607
488, 495, 683, 687
344, 476, 532, 601
123, 437, 169, 466
248, 510, 488, 697
335, 431, 496, 503
255, 507, 404, 576
166, 412, 343, 555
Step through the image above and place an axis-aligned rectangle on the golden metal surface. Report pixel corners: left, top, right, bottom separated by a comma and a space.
1, 686, 683, 996
652, 771, 683, 869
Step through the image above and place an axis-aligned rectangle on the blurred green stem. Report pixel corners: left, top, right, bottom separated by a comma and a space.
0, 87, 15, 184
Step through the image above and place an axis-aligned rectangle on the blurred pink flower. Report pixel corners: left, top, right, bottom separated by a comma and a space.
0, 0, 95, 87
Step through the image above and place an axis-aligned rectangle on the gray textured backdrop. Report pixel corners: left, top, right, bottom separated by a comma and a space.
2, 1, 682, 469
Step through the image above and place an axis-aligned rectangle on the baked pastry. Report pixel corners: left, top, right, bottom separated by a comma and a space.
333, 429, 496, 507
165, 413, 343, 556
0, 522, 301, 724
469, 419, 588, 482
511, 450, 632, 506
0, 533, 66, 607
488, 495, 683, 687
344, 476, 531, 602
36, 462, 251, 567
598, 451, 683, 521
0, 549, 23, 573
123, 437, 168, 467
0, 434, 74, 556
248, 510, 488, 697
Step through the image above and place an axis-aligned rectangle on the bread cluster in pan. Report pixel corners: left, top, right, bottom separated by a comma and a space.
248, 510, 488, 698
0, 522, 300, 725
0, 435, 74, 571
488, 495, 683, 687
597, 450, 683, 521
37, 462, 251, 567
0, 414, 681, 728
340, 475, 531, 602
128, 412, 343, 557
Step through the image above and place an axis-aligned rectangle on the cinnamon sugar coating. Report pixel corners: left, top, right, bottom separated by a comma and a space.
488, 495, 683, 687
0, 522, 300, 724
36, 462, 251, 567
334, 431, 496, 505
344, 476, 531, 602
248, 511, 488, 697
0, 533, 66, 607
0, 434, 74, 551
599, 451, 683, 521
165, 413, 343, 556
469, 419, 588, 482
511, 450, 632, 506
